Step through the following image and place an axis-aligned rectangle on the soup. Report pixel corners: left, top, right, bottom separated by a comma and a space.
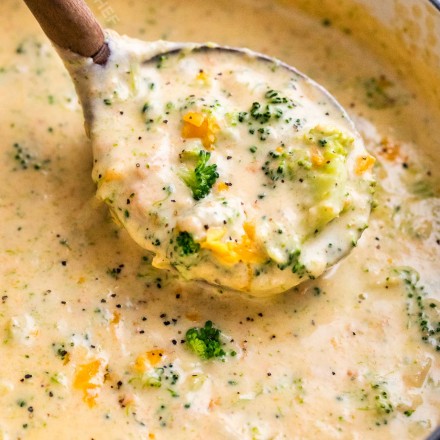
0, 0, 439, 438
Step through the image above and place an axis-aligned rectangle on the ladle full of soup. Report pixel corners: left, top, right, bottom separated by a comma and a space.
24, 0, 375, 295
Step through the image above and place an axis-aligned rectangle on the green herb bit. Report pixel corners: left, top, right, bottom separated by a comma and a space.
262, 148, 310, 181
275, 249, 306, 277
363, 76, 396, 109
371, 383, 394, 415
290, 250, 306, 276
408, 179, 435, 198
303, 127, 353, 156
106, 264, 125, 279
16, 43, 25, 54
238, 111, 248, 122
12, 142, 49, 171
176, 232, 200, 256
185, 321, 226, 360
52, 343, 69, 361
130, 368, 164, 389
180, 150, 219, 200
250, 102, 272, 124
395, 267, 440, 351
156, 55, 168, 69
265, 89, 289, 104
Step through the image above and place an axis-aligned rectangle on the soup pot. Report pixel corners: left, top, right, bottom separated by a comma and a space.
314, 0, 440, 438
0, 0, 438, 438
337, 0, 440, 438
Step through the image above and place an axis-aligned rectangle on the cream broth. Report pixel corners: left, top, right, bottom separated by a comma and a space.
65, 35, 374, 295
0, 0, 439, 439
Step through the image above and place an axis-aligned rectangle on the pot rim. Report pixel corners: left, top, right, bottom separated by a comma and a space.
429, 0, 440, 10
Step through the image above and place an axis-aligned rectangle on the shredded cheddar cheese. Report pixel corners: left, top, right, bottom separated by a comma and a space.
201, 222, 266, 265
196, 70, 210, 85
133, 350, 165, 373
102, 169, 123, 182
182, 111, 219, 149
73, 358, 106, 407
311, 148, 325, 167
378, 138, 401, 161
216, 181, 229, 192
355, 154, 376, 175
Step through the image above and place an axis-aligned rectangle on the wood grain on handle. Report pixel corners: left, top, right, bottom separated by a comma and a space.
23, 0, 110, 64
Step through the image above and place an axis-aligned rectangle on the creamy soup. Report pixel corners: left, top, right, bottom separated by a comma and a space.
65, 34, 374, 295
0, 0, 439, 439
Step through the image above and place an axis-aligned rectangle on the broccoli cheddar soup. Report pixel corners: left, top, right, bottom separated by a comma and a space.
66, 34, 375, 296
0, 0, 439, 439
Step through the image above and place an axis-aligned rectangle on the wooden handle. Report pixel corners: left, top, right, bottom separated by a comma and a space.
23, 0, 110, 64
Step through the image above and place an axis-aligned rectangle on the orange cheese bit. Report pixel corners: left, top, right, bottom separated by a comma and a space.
233, 222, 267, 264
200, 222, 266, 265
196, 70, 209, 84
185, 311, 200, 322
101, 169, 123, 183
208, 397, 221, 410
110, 311, 123, 339
182, 111, 219, 150
110, 311, 120, 325
243, 222, 256, 240
63, 352, 71, 366
133, 349, 165, 373
183, 112, 205, 127
73, 358, 106, 407
355, 154, 376, 175
216, 181, 229, 192
311, 148, 325, 167
378, 137, 401, 161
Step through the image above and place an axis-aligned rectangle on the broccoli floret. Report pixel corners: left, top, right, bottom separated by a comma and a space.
303, 126, 353, 159
363, 76, 396, 109
395, 267, 439, 351
277, 249, 307, 277
371, 383, 394, 415
185, 321, 226, 360
175, 231, 200, 256
261, 149, 311, 182
180, 150, 219, 200
250, 102, 272, 124
262, 150, 289, 181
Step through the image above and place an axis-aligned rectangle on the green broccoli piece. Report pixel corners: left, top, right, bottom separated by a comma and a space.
261, 150, 291, 181
180, 150, 219, 200
261, 148, 311, 182
185, 321, 226, 360
363, 76, 396, 109
371, 383, 394, 415
175, 231, 200, 256
277, 249, 307, 277
303, 126, 353, 160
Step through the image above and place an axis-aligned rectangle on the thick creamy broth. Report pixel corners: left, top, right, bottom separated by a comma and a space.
0, 0, 439, 439
67, 35, 374, 295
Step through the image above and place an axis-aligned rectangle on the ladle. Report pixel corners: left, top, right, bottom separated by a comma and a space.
22, 0, 375, 296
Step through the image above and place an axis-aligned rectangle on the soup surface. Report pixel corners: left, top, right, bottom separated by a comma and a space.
0, 0, 439, 439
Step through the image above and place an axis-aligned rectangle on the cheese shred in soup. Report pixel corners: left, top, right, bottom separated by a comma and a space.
0, 0, 439, 439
